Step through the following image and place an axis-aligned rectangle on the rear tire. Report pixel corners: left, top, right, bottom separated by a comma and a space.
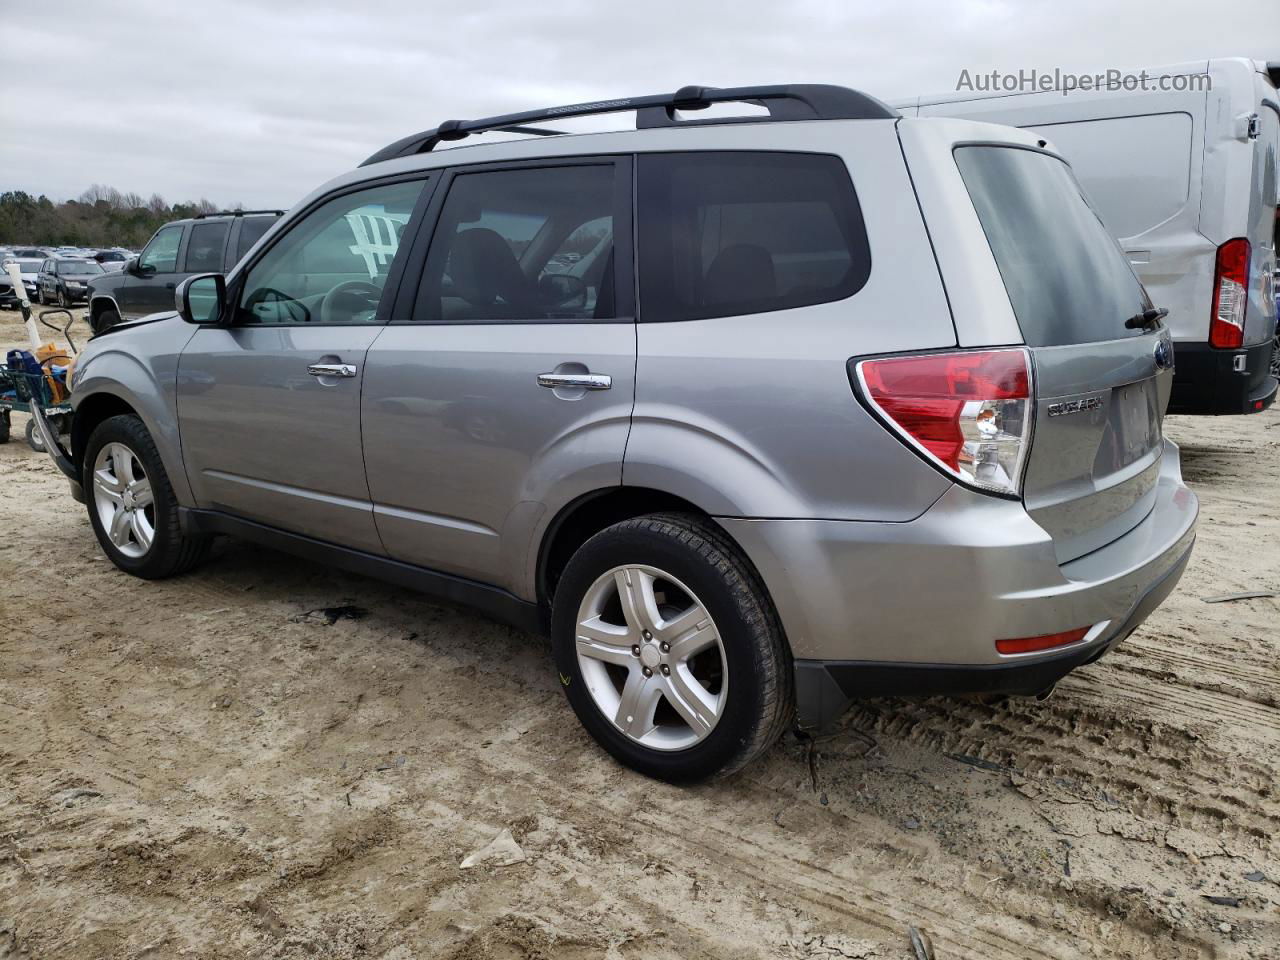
34, 287, 44, 305
0, 411, 10, 444
552, 513, 793, 783
83, 414, 211, 579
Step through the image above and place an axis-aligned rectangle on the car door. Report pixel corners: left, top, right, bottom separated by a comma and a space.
362, 158, 635, 591
125, 223, 186, 318
39, 259, 55, 299
177, 176, 434, 554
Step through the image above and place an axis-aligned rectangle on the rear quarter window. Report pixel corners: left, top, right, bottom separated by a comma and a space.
955, 145, 1150, 347
637, 152, 870, 321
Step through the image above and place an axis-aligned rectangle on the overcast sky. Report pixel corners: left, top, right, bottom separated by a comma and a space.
1, 0, 1276, 209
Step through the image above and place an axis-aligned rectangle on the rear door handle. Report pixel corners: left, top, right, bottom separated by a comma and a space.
308, 362, 358, 378
536, 372, 611, 390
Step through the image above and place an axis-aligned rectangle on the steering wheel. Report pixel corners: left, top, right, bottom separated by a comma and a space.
243, 286, 310, 324
320, 279, 382, 325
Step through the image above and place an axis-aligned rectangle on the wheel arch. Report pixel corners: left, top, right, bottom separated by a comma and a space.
534, 486, 781, 620
72, 391, 141, 469
88, 294, 123, 330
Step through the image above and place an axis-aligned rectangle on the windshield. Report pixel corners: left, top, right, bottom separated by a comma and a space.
60, 260, 104, 275
954, 145, 1150, 346
16, 260, 41, 273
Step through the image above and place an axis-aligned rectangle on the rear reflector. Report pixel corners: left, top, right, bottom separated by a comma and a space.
1209, 238, 1250, 349
996, 626, 1091, 655
855, 349, 1032, 497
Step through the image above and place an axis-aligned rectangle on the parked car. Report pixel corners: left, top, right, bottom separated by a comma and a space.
0, 257, 44, 307
898, 57, 1280, 415
36, 84, 1198, 782
91, 249, 131, 271
10, 246, 51, 260
86, 211, 283, 332
35, 257, 104, 306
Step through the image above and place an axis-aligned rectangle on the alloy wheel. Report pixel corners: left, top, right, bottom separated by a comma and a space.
575, 564, 728, 751
92, 441, 155, 558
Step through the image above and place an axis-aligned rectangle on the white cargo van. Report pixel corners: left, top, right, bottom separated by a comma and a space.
898, 58, 1279, 415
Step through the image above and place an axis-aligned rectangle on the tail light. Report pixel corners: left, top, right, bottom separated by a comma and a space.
1209, 238, 1250, 349
855, 349, 1032, 497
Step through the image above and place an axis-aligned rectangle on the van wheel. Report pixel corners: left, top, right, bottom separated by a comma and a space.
83, 414, 211, 579
0, 411, 10, 444
551, 513, 793, 782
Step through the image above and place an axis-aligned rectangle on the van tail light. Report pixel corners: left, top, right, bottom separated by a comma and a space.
855, 349, 1032, 497
1209, 238, 1250, 349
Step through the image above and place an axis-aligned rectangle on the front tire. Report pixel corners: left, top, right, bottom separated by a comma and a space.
83, 414, 210, 579
552, 513, 793, 782
59, 288, 71, 308
95, 307, 122, 333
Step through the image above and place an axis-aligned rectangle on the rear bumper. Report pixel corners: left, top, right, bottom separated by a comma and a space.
718, 438, 1198, 730
792, 539, 1192, 729
1168, 338, 1277, 415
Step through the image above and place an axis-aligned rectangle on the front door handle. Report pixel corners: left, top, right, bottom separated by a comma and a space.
536, 372, 611, 390
308, 362, 358, 378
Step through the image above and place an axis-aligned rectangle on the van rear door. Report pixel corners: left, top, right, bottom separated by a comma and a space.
954, 144, 1173, 564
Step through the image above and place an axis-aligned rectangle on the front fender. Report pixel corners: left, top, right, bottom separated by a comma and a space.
71, 318, 197, 505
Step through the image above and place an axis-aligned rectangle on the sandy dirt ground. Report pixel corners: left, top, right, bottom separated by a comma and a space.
1, 308, 1278, 959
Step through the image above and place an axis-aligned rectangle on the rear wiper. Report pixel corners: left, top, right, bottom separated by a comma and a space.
1125, 306, 1168, 330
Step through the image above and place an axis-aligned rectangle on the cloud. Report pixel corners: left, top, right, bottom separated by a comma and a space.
1, 0, 1276, 208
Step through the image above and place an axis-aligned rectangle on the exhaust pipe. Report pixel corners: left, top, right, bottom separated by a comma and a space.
1034, 683, 1057, 702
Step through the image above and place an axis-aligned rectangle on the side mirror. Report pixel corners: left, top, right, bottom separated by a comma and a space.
176, 273, 227, 324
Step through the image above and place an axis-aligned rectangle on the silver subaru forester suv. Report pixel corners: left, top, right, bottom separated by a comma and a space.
33, 85, 1198, 782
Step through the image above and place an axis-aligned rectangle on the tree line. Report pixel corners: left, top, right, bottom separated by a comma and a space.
0, 185, 246, 249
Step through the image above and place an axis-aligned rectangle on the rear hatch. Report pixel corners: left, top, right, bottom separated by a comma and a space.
955, 144, 1172, 563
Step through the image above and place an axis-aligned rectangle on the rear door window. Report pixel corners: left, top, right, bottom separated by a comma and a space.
414, 163, 620, 323
637, 152, 871, 321
185, 221, 229, 272
954, 145, 1150, 346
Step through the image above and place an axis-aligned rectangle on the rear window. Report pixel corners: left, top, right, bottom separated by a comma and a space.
637, 152, 870, 322
955, 145, 1149, 346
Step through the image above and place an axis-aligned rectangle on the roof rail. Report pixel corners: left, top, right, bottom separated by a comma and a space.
360, 84, 898, 166
193, 209, 285, 219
